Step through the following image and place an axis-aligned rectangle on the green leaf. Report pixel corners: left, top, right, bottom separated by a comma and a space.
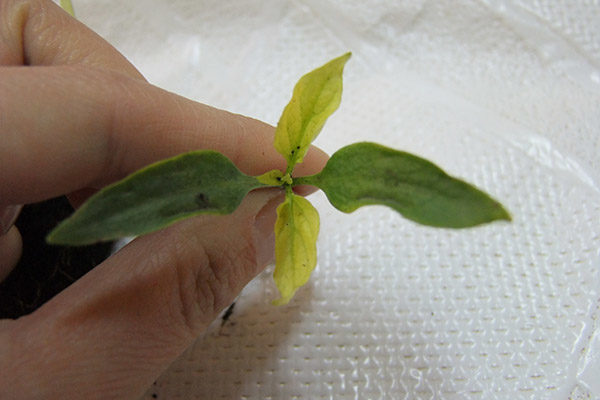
256, 169, 285, 186
255, 169, 291, 186
298, 142, 511, 228
274, 52, 351, 172
60, 0, 75, 16
47, 150, 266, 245
273, 192, 320, 305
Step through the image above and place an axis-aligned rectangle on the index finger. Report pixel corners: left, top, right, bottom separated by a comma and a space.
0, 66, 327, 205
0, 0, 328, 205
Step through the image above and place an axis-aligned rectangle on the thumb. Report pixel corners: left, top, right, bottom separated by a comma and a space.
1, 189, 283, 400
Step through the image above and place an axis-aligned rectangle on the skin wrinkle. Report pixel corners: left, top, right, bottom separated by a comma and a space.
0, 0, 27, 65
160, 225, 216, 337
192, 222, 249, 317
124, 228, 211, 341
206, 240, 251, 312
228, 217, 269, 288
140, 196, 266, 337
119, 84, 199, 172
21, 1, 74, 66
23, 1, 56, 65
229, 116, 283, 175
6, 318, 59, 398
100, 70, 148, 186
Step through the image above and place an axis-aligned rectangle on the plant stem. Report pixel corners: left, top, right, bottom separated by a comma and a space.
291, 175, 317, 187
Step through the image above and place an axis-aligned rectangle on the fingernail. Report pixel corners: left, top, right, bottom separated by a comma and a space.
1, 205, 23, 235
253, 193, 283, 267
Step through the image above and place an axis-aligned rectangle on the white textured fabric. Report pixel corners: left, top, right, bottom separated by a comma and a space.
71, 1, 600, 398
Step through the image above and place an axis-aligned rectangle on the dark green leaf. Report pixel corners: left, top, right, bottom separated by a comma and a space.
298, 142, 511, 228
47, 150, 266, 245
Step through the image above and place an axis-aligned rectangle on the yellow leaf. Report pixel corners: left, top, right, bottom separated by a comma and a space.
60, 0, 75, 16
274, 52, 351, 172
273, 193, 320, 305
256, 169, 284, 186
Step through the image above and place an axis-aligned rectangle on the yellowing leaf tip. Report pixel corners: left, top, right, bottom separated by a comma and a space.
274, 52, 352, 173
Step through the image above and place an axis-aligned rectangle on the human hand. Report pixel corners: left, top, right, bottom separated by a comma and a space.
0, 1, 327, 398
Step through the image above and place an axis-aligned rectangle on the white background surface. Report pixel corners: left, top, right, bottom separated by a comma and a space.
71, 1, 600, 398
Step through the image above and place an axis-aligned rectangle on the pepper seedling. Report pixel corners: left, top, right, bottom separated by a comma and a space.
47, 53, 511, 304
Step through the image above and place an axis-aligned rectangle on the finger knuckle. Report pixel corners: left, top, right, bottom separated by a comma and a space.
152, 222, 258, 336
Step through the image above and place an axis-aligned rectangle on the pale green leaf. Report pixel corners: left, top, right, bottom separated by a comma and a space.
256, 169, 284, 186
47, 150, 265, 245
297, 142, 511, 228
273, 193, 320, 305
274, 52, 351, 172
60, 0, 75, 16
